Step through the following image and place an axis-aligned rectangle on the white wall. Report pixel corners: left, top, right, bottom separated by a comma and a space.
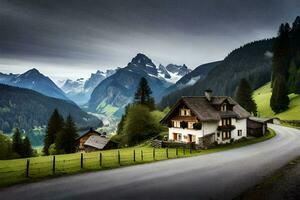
168, 118, 248, 145
168, 121, 219, 144
232, 118, 247, 139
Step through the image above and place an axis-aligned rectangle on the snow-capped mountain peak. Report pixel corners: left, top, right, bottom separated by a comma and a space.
157, 64, 191, 83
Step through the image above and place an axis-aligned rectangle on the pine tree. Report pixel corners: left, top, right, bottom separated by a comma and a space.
43, 109, 64, 155
12, 128, 22, 156
55, 115, 78, 154
21, 137, 33, 158
235, 79, 257, 116
134, 77, 155, 110
116, 104, 130, 135
271, 23, 291, 86
270, 75, 290, 113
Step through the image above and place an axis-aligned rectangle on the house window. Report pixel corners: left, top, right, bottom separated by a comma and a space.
238, 130, 242, 136
188, 122, 194, 129
180, 109, 191, 116
221, 104, 227, 111
173, 121, 181, 128
222, 131, 231, 140
217, 132, 220, 137
222, 118, 231, 125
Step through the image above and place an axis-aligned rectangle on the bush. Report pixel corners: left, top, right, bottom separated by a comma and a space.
48, 143, 57, 155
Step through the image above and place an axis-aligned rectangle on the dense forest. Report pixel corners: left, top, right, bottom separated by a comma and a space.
159, 38, 274, 108
0, 84, 102, 145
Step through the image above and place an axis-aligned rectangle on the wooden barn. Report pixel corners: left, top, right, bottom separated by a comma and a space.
247, 117, 269, 137
76, 128, 118, 152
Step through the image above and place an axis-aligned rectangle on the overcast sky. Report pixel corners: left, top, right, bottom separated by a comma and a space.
0, 0, 299, 80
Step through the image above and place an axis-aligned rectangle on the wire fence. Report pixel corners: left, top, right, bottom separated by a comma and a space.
0, 147, 198, 186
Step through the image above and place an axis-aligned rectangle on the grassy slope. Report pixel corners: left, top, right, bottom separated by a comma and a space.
253, 82, 300, 120
0, 130, 275, 187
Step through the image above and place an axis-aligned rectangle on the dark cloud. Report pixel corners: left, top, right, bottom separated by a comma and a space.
0, 0, 299, 79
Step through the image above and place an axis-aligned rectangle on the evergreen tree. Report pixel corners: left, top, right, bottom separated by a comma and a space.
235, 79, 257, 116
0, 133, 13, 160
116, 104, 130, 135
21, 137, 33, 158
122, 105, 159, 146
55, 115, 78, 154
12, 128, 22, 156
270, 75, 290, 113
134, 77, 155, 110
43, 109, 64, 155
271, 23, 291, 86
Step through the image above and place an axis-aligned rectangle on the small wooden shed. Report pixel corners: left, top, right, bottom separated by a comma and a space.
247, 117, 269, 137
76, 128, 118, 152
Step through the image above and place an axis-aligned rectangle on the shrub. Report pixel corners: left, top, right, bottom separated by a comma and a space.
48, 143, 57, 155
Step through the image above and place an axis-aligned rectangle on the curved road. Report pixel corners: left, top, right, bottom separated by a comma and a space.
1, 124, 300, 200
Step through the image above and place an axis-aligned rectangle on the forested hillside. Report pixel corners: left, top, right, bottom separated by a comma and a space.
0, 84, 102, 145
159, 39, 274, 108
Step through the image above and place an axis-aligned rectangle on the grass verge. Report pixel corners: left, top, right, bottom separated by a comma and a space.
0, 129, 276, 188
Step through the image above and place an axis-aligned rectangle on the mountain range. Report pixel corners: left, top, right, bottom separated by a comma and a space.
0, 68, 69, 101
88, 53, 191, 117
60, 69, 117, 105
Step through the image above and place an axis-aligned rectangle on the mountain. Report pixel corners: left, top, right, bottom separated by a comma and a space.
158, 64, 191, 83
159, 39, 275, 108
0, 72, 17, 84
89, 53, 175, 117
0, 84, 102, 145
61, 69, 116, 105
0, 68, 69, 101
163, 61, 222, 95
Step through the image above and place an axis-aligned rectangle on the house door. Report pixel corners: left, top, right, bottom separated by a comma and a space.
188, 134, 192, 143
173, 133, 178, 141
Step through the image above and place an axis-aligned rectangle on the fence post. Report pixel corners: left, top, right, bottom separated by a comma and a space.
183, 147, 186, 155
166, 148, 169, 158
81, 153, 83, 169
99, 152, 102, 167
26, 159, 30, 178
176, 148, 178, 157
141, 150, 144, 161
153, 148, 155, 160
190, 147, 192, 154
52, 156, 56, 174
118, 150, 121, 165
133, 149, 136, 162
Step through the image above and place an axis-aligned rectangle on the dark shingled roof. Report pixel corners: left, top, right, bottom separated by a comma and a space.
161, 96, 250, 123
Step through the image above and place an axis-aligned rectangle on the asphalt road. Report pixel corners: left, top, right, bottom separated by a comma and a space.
1, 124, 300, 200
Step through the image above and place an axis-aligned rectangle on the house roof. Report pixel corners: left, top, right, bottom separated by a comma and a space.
161, 96, 250, 123
84, 135, 109, 150
248, 117, 274, 123
76, 128, 102, 140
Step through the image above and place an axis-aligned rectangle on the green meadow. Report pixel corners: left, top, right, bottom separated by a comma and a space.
0, 129, 275, 187
253, 82, 300, 120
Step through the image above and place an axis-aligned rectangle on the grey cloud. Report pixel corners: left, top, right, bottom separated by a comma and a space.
0, 0, 299, 79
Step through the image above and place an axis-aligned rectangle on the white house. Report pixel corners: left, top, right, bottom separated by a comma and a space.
160, 90, 250, 147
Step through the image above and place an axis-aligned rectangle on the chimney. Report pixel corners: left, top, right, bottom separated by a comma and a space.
205, 89, 212, 101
